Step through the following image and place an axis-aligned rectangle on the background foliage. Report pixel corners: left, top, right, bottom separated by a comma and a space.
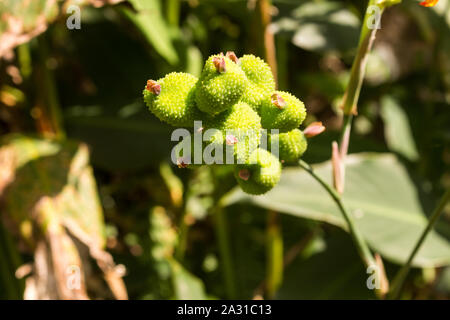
0, 0, 449, 299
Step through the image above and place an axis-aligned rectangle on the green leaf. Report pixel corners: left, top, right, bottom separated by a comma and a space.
122, 0, 179, 65
435, 267, 450, 296
65, 104, 174, 171
380, 96, 419, 161
185, 45, 203, 78
224, 153, 450, 267
0, 0, 58, 50
0, 0, 123, 55
169, 259, 208, 300
272, 2, 361, 53
0, 134, 106, 247
277, 230, 376, 299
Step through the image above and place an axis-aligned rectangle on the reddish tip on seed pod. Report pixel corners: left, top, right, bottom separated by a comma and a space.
303, 121, 325, 138
271, 93, 286, 109
226, 134, 238, 145
238, 169, 250, 181
146, 80, 161, 95
213, 56, 226, 73
226, 51, 239, 64
177, 158, 189, 168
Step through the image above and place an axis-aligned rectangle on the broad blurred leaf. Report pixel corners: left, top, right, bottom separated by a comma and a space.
169, 259, 208, 300
380, 96, 419, 161
0, 0, 58, 57
0, 134, 126, 299
277, 230, 375, 299
0, 0, 125, 57
65, 104, 174, 171
272, 2, 360, 53
224, 153, 450, 267
365, 48, 397, 85
122, 0, 179, 65
0, 134, 105, 246
185, 45, 203, 78
435, 267, 450, 297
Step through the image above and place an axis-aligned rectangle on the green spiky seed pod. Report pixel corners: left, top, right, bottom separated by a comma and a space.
269, 129, 307, 164
143, 72, 201, 127
239, 54, 275, 110
260, 91, 306, 133
204, 101, 261, 163
234, 148, 281, 195
195, 54, 247, 115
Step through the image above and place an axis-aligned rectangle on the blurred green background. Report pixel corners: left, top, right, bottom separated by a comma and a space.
0, 0, 449, 300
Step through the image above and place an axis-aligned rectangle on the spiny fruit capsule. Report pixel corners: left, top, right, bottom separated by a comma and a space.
205, 102, 261, 163
269, 129, 307, 164
195, 54, 247, 115
143, 72, 200, 127
239, 54, 276, 110
260, 91, 306, 133
234, 148, 282, 195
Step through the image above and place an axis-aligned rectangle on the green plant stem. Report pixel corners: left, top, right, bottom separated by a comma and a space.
339, 0, 386, 158
175, 212, 189, 261
253, 228, 319, 299
213, 203, 237, 299
37, 35, 65, 139
258, 0, 283, 298
388, 188, 450, 299
265, 210, 283, 299
166, 0, 180, 27
298, 160, 376, 270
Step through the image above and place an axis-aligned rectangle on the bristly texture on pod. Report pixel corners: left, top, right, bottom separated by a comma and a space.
143, 52, 309, 195
204, 101, 261, 163
234, 148, 281, 195
269, 129, 307, 164
239, 54, 276, 111
195, 54, 247, 115
260, 91, 306, 133
143, 72, 201, 127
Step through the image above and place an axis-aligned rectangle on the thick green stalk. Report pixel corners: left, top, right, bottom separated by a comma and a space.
389, 188, 450, 299
213, 203, 237, 299
175, 213, 189, 261
166, 0, 180, 27
298, 160, 376, 270
339, 0, 386, 159
265, 210, 283, 299
211, 167, 237, 299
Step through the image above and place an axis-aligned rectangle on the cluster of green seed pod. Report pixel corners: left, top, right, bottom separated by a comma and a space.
143, 52, 310, 195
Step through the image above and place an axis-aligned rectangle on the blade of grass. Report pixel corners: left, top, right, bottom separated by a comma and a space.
298, 160, 377, 274
388, 188, 450, 299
